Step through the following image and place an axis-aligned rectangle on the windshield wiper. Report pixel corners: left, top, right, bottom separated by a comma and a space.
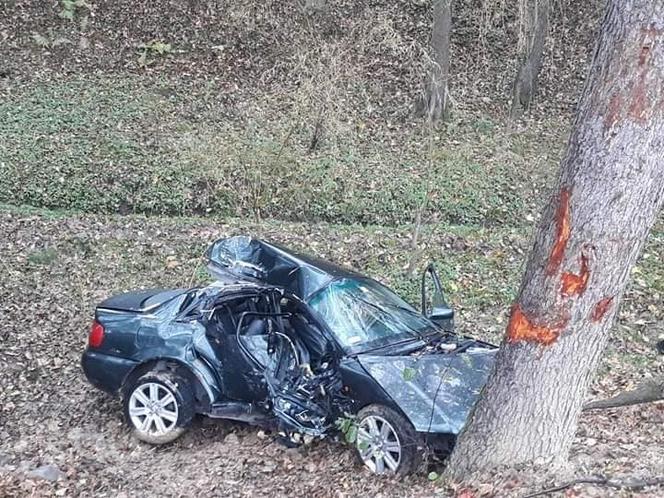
359, 336, 425, 354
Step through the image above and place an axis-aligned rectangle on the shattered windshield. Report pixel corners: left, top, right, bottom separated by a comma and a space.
307, 278, 437, 352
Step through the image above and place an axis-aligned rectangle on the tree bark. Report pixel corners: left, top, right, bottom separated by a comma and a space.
510, 0, 550, 118
417, 0, 452, 122
446, 0, 664, 477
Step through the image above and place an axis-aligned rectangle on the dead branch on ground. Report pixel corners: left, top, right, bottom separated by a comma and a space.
522, 475, 664, 498
583, 376, 664, 411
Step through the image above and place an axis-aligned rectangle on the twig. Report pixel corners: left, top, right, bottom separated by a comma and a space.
274, 121, 297, 163
522, 475, 664, 498
188, 244, 212, 288
0, 258, 17, 277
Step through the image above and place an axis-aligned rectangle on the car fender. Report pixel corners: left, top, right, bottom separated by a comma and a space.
338, 358, 407, 417
121, 354, 220, 413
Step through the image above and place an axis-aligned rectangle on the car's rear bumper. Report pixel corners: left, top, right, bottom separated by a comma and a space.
81, 348, 138, 395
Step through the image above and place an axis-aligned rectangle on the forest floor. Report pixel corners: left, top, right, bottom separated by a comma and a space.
0, 205, 662, 497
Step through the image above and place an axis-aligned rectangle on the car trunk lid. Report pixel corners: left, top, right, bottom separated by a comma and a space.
97, 288, 187, 313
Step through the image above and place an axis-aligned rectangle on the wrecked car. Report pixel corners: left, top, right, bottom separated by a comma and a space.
81, 236, 497, 475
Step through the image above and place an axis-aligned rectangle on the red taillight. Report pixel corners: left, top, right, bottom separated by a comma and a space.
89, 320, 105, 348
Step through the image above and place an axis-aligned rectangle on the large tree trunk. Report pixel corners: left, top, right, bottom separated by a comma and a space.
417, 0, 452, 122
447, 0, 664, 477
510, 0, 550, 118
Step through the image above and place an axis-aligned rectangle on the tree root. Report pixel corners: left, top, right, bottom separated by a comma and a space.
522, 475, 664, 498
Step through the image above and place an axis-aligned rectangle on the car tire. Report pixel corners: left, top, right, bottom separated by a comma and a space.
355, 404, 422, 476
122, 370, 195, 445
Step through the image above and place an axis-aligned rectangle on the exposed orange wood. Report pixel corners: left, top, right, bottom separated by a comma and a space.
604, 24, 663, 129
506, 304, 565, 346
592, 297, 614, 322
631, 25, 661, 123
546, 188, 571, 275
604, 92, 624, 131
561, 253, 590, 297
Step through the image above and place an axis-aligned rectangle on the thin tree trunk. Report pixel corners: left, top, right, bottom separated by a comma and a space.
447, 0, 664, 477
418, 0, 452, 122
510, 0, 550, 118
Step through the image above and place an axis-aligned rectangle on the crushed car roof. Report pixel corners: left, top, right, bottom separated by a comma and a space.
206, 236, 364, 300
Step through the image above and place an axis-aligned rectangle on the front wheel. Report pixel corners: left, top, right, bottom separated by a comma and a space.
122, 371, 195, 445
355, 405, 422, 475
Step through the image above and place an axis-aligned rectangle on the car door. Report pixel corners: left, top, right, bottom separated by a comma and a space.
204, 298, 270, 402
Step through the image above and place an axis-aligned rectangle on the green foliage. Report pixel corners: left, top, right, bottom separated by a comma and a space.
335, 415, 360, 444
31, 31, 73, 49
59, 0, 89, 21
402, 366, 417, 381
27, 248, 58, 266
138, 41, 174, 66
0, 76, 562, 227
31, 33, 51, 48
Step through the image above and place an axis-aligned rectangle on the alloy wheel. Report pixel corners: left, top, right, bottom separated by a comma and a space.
128, 382, 179, 436
356, 415, 402, 474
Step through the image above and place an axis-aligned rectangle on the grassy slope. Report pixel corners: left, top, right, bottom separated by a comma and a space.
0, 75, 563, 226
1, 0, 599, 227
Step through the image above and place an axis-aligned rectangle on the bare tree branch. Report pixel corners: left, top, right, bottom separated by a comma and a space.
583, 376, 664, 411
522, 475, 664, 498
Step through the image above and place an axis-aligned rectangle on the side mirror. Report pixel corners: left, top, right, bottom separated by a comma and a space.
421, 263, 455, 331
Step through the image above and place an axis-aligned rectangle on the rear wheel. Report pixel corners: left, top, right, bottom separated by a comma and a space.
122, 371, 195, 445
355, 405, 422, 475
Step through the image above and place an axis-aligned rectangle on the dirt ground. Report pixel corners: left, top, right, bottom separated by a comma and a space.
1, 208, 663, 497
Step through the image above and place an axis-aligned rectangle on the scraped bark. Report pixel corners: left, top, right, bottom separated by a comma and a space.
510, 0, 550, 117
417, 0, 452, 122
446, 0, 664, 477
584, 377, 664, 410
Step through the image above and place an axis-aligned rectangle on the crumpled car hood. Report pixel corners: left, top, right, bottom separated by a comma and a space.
358, 347, 496, 434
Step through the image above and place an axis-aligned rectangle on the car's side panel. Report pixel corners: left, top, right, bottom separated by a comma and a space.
90, 297, 225, 410
94, 309, 144, 358
119, 355, 220, 413
206, 325, 268, 401
338, 358, 405, 416
357, 349, 496, 434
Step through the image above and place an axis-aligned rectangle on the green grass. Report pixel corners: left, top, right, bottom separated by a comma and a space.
0, 75, 565, 227
26, 247, 59, 266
